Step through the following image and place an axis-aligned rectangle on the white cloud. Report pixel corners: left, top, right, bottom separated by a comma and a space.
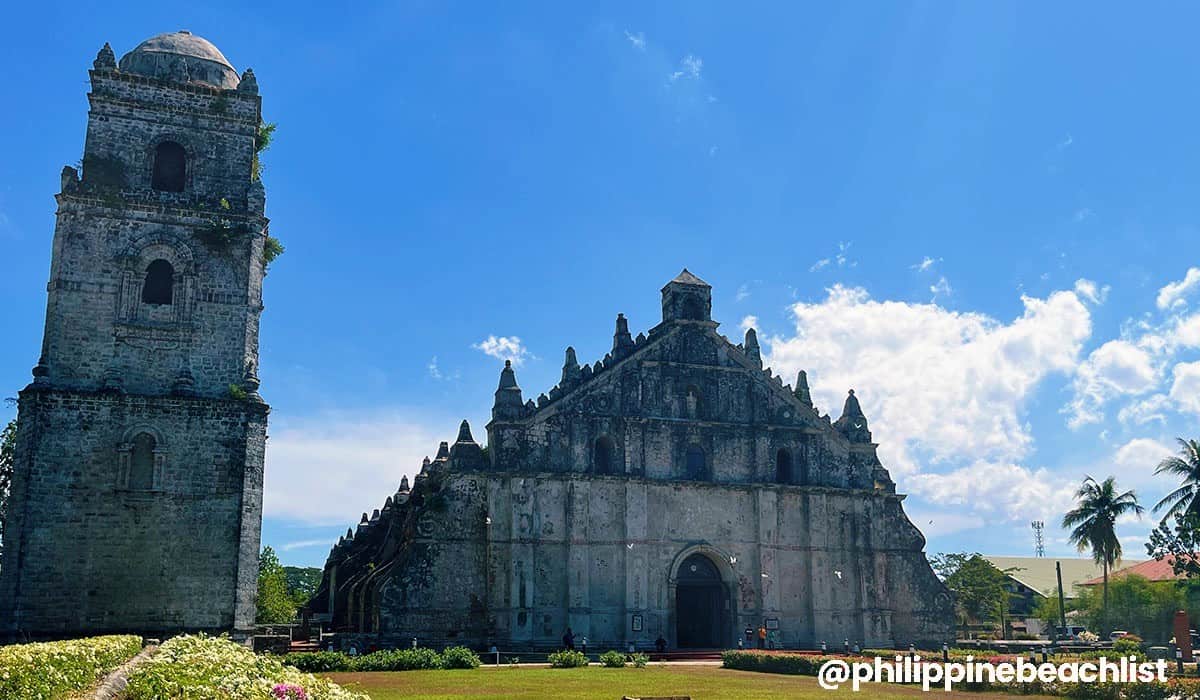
264, 411, 454, 524
1073, 279, 1109, 305
1170, 361, 1200, 416
1171, 314, 1200, 349
907, 461, 1077, 524
810, 242, 854, 273
736, 283, 751, 302
1112, 437, 1175, 493
427, 355, 459, 381
1065, 340, 1159, 428
740, 315, 758, 332
1157, 267, 1200, 311
809, 258, 831, 272
1118, 394, 1171, 426
929, 276, 952, 300
473, 335, 530, 366
762, 284, 1093, 486
624, 30, 646, 50
911, 257, 940, 272
670, 54, 702, 81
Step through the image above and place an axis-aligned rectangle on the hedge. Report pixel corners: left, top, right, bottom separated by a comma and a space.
283, 646, 481, 673
124, 634, 366, 700
0, 634, 143, 699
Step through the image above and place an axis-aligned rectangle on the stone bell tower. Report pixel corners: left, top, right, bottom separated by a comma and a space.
0, 31, 269, 639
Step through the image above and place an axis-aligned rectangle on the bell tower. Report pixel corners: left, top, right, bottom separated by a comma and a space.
0, 31, 269, 639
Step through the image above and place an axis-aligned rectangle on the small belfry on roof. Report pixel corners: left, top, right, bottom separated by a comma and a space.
561, 347, 580, 385
612, 313, 634, 357
492, 359, 525, 420
94, 42, 117, 70
434, 441, 450, 462
399, 475, 410, 493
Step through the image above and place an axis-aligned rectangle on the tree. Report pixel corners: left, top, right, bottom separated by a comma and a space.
284, 566, 323, 609
1062, 475, 1144, 635
1153, 438, 1200, 520
1146, 510, 1200, 578
256, 546, 297, 624
931, 552, 1012, 633
0, 418, 15, 562
1072, 574, 1184, 644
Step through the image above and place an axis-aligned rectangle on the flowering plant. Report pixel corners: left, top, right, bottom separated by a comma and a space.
273, 683, 309, 700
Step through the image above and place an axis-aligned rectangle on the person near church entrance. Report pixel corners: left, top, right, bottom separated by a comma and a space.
563, 628, 575, 650
581, 635, 588, 656
744, 626, 753, 647
655, 635, 667, 654
758, 625, 767, 649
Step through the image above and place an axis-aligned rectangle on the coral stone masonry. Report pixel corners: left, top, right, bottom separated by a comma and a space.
0, 31, 269, 640
309, 270, 954, 650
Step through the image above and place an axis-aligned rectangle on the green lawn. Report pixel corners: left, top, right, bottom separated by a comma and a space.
326, 666, 1055, 699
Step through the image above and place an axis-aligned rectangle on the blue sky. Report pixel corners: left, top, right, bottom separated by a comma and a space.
3, 2, 1200, 569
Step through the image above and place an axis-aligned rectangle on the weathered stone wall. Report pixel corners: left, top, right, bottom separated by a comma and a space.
374, 471, 949, 649
0, 390, 266, 635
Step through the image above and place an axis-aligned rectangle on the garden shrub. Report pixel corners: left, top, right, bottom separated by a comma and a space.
0, 634, 142, 699
548, 649, 589, 668
721, 650, 840, 675
283, 651, 351, 673
440, 646, 482, 669
125, 634, 366, 700
352, 647, 443, 672
1113, 636, 1143, 655
631, 652, 650, 668
599, 650, 626, 667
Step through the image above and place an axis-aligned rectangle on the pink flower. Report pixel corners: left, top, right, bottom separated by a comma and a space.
272, 683, 308, 700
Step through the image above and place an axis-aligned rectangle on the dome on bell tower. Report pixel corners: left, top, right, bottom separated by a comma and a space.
118, 30, 239, 89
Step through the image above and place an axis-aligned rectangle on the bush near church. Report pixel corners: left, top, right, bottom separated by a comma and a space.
282, 646, 481, 672
548, 649, 589, 668
0, 634, 142, 699
600, 650, 626, 667
125, 634, 365, 700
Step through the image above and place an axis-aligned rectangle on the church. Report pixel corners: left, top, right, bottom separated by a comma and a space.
311, 270, 954, 650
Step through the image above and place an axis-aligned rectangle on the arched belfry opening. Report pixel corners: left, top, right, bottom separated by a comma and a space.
674, 552, 730, 648
684, 445, 707, 481
151, 140, 186, 192
128, 432, 156, 490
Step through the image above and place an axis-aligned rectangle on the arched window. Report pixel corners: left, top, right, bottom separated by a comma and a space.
141, 259, 174, 305
776, 449, 793, 484
129, 432, 156, 490
685, 445, 707, 481
594, 436, 616, 475
151, 141, 186, 192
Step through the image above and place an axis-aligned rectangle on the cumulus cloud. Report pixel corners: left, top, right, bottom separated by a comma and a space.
1073, 279, 1109, 305
1157, 267, 1200, 311
1118, 394, 1171, 426
264, 411, 455, 524
1065, 340, 1159, 428
929, 276, 952, 300
1170, 361, 1200, 416
761, 284, 1093, 488
907, 461, 1077, 523
911, 257, 941, 272
473, 335, 531, 366
624, 30, 646, 50
1112, 437, 1175, 492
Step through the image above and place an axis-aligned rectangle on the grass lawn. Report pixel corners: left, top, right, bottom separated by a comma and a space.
326, 666, 1056, 699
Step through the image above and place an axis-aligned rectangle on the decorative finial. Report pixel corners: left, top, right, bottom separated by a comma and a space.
237, 67, 259, 94
613, 313, 634, 355
93, 42, 117, 70
561, 347, 580, 384
456, 419, 476, 445
400, 475, 410, 492
794, 370, 812, 406
434, 441, 450, 461
744, 328, 761, 367
359, 513, 369, 524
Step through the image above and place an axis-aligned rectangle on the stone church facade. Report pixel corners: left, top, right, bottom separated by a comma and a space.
0, 32, 269, 640
312, 271, 954, 650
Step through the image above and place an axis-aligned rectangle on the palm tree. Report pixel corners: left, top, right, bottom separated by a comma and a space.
1153, 438, 1200, 520
1062, 476, 1144, 635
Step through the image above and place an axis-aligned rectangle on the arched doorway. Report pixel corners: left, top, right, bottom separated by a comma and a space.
675, 552, 728, 648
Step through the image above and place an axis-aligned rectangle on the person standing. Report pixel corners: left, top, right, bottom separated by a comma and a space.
581, 635, 588, 657
563, 627, 575, 651
758, 625, 767, 650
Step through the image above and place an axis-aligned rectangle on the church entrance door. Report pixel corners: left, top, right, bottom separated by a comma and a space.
675, 553, 726, 648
